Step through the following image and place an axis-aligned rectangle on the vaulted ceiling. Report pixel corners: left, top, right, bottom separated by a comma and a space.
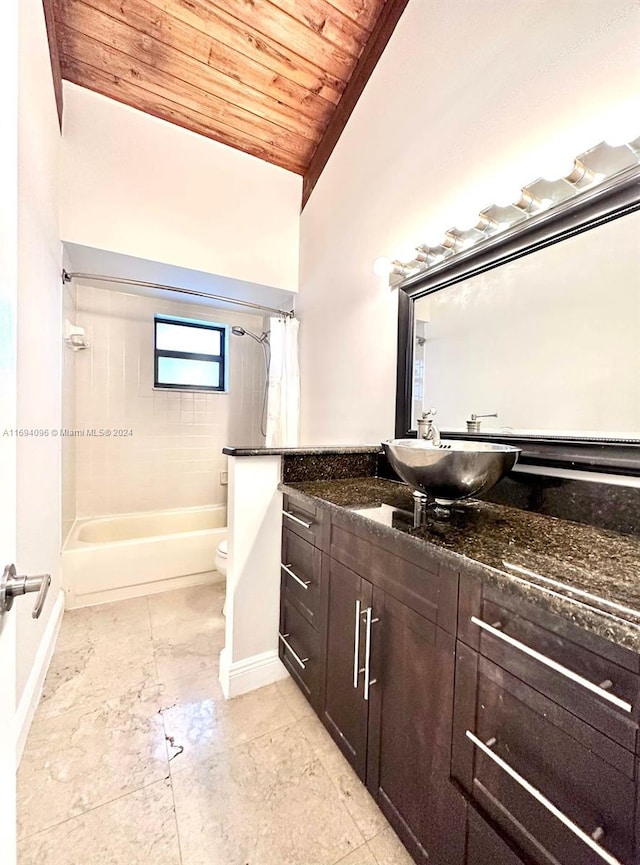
48, 0, 408, 203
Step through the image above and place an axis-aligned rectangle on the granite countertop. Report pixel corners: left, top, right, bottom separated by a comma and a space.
281, 476, 640, 654
223, 445, 382, 457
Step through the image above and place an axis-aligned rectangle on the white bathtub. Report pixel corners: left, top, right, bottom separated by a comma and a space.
62, 505, 226, 608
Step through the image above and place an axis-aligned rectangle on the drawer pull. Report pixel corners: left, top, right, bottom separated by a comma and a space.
466, 730, 622, 865
283, 510, 313, 529
353, 600, 362, 688
363, 607, 379, 701
281, 563, 311, 590
278, 632, 309, 670
471, 616, 632, 713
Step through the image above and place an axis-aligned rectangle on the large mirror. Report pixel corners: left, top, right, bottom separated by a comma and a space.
395, 166, 640, 474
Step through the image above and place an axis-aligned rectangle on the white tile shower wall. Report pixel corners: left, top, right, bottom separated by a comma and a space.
61, 279, 77, 542
74, 285, 266, 518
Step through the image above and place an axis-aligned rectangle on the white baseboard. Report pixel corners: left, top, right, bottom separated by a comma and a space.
219, 647, 289, 699
16, 589, 65, 763
67, 570, 223, 609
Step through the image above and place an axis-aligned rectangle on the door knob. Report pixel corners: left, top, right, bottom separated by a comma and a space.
0, 564, 51, 619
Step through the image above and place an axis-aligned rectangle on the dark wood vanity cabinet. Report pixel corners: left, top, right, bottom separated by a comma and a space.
281, 502, 465, 865
279, 494, 640, 865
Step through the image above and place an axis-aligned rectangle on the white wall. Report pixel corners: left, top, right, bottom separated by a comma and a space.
298, 0, 640, 444
74, 286, 266, 518
60, 83, 302, 294
16, 0, 62, 706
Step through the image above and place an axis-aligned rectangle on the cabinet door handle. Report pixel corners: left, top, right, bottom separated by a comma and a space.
282, 510, 313, 529
465, 731, 621, 865
353, 599, 362, 688
281, 563, 311, 590
278, 632, 309, 670
471, 616, 632, 713
363, 606, 379, 701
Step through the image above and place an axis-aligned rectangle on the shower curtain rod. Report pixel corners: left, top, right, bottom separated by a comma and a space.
62, 270, 295, 318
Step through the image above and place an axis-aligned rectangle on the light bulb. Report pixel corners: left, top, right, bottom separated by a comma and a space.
455, 210, 482, 232
373, 257, 393, 276
605, 121, 640, 147
539, 153, 577, 182
422, 232, 445, 248
494, 189, 522, 208
395, 243, 419, 262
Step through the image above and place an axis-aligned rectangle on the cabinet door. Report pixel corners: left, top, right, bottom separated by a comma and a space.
367, 588, 466, 865
323, 557, 372, 780
466, 807, 525, 865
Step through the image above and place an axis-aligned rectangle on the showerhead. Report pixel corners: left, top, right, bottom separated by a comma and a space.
231, 325, 269, 344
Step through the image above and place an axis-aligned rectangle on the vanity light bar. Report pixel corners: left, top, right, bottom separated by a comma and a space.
376, 136, 640, 283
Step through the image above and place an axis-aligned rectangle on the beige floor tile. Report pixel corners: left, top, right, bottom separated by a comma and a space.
18, 686, 168, 839
36, 632, 158, 720
298, 715, 389, 842
153, 626, 223, 683
172, 723, 365, 865
147, 583, 225, 638
276, 674, 316, 720
18, 779, 180, 865
56, 596, 152, 653
368, 825, 416, 865
160, 675, 296, 773
337, 846, 378, 865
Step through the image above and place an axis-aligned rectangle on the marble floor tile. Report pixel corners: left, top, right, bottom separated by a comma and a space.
18, 686, 168, 839
36, 632, 158, 720
172, 723, 365, 865
160, 675, 295, 773
55, 596, 152, 653
147, 583, 225, 638
367, 825, 416, 865
276, 674, 316, 720
153, 625, 223, 684
18, 779, 181, 865
337, 846, 378, 865
298, 714, 389, 842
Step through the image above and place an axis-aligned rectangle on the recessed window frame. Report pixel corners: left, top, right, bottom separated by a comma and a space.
154, 315, 228, 393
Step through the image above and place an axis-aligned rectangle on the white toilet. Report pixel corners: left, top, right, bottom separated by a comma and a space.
215, 539, 228, 615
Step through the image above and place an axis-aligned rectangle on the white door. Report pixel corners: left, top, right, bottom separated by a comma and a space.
0, 0, 20, 861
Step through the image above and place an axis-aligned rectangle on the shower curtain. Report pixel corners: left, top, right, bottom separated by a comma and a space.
266, 316, 300, 447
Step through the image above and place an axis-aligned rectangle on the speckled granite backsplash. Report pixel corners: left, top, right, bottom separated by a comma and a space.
282, 452, 379, 482
282, 476, 640, 652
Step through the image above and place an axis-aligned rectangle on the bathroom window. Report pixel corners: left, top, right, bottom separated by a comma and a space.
154, 316, 227, 392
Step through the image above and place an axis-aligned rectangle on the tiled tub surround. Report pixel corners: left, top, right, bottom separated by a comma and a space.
18, 584, 411, 865
73, 284, 267, 518
280, 477, 640, 653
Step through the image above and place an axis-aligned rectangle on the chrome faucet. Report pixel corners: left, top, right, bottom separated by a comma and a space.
466, 412, 498, 433
417, 408, 441, 447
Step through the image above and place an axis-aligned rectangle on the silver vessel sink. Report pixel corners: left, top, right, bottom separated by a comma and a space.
383, 439, 521, 504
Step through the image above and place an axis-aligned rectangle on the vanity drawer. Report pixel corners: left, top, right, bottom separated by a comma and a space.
281, 528, 322, 629
453, 643, 638, 865
279, 597, 322, 710
282, 494, 324, 547
460, 592, 639, 753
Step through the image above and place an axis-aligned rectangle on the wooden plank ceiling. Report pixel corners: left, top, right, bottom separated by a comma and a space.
51, 0, 397, 184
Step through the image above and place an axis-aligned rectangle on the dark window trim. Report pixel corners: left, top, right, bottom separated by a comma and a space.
154, 316, 226, 392
394, 166, 640, 477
